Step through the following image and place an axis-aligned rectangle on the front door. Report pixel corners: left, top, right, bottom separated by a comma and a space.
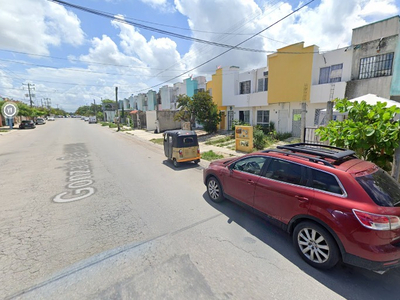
278, 110, 288, 133
224, 156, 267, 206
228, 111, 234, 130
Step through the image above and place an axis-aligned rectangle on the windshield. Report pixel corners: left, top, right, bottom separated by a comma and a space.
356, 169, 400, 207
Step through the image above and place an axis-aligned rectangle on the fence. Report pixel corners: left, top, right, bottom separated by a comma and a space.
304, 126, 328, 145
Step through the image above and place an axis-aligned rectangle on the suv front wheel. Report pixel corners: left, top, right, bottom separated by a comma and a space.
293, 221, 339, 269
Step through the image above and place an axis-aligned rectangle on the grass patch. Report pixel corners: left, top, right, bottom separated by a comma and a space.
100, 122, 109, 126
205, 136, 234, 146
0, 129, 10, 132
150, 138, 164, 145
109, 123, 117, 128
201, 150, 224, 161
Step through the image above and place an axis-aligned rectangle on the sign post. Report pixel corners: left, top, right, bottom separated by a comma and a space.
1, 102, 18, 129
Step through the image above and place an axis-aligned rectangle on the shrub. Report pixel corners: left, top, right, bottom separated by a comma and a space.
253, 128, 266, 150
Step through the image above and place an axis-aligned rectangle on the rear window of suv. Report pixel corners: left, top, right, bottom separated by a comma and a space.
356, 169, 400, 207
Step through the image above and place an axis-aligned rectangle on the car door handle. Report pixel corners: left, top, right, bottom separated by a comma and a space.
247, 179, 255, 185
295, 195, 309, 202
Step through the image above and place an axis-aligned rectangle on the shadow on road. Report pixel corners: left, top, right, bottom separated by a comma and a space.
202, 192, 400, 300
162, 159, 202, 171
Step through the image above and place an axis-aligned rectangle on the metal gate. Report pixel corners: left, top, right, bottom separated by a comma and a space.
292, 109, 302, 137
227, 110, 234, 131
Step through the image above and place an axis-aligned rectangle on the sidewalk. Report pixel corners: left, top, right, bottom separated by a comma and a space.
120, 128, 245, 167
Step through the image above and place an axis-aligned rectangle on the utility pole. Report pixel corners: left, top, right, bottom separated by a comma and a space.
23, 83, 35, 107
115, 87, 120, 132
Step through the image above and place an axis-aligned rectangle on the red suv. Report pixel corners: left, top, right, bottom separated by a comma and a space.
203, 143, 400, 273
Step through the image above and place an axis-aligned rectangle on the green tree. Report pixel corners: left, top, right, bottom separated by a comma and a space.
316, 98, 400, 170
17, 102, 33, 117
192, 91, 222, 133
174, 94, 194, 126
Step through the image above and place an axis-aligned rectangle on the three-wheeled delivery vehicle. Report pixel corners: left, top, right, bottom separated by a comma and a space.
163, 130, 201, 167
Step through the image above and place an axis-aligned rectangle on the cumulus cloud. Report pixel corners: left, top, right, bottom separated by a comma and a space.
0, 0, 85, 55
111, 17, 186, 80
175, 0, 399, 74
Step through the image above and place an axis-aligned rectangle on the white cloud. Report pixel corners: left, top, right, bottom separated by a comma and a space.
140, 0, 176, 12
0, 0, 85, 55
174, 0, 399, 74
111, 17, 186, 80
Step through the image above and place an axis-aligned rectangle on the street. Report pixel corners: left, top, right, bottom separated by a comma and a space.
1, 118, 400, 300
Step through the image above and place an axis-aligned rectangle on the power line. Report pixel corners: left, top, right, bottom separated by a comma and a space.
49, 0, 270, 53
134, 0, 316, 93
0, 49, 188, 71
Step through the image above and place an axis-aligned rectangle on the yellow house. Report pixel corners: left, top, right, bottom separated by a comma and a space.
206, 68, 227, 130
267, 42, 317, 135
268, 42, 316, 104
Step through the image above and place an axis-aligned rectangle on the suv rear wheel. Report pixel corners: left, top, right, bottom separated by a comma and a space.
293, 221, 339, 269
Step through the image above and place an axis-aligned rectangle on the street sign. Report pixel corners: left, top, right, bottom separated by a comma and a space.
1, 102, 18, 118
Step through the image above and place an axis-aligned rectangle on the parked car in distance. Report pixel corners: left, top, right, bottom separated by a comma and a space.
47, 116, 55, 121
88, 116, 97, 124
203, 143, 400, 273
84, 117, 89, 122
36, 118, 46, 125
19, 120, 36, 129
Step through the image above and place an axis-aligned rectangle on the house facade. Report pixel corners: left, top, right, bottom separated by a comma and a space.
346, 16, 400, 100
121, 16, 400, 136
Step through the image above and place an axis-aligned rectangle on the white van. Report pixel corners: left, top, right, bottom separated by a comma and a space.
88, 116, 97, 124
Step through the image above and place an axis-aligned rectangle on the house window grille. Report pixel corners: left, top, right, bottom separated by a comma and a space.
239, 110, 250, 123
359, 53, 394, 79
257, 110, 270, 125
240, 80, 251, 94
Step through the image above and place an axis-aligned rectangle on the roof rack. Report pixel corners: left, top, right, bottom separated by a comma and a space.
276, 143, 356, 160
262, 149, 335, 167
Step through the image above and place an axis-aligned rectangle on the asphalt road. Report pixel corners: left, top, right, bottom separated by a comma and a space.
1, 119, 400, 300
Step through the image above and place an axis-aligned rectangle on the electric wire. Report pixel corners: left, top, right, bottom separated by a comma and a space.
49, 0, 271, 53
134, 0, 316, 93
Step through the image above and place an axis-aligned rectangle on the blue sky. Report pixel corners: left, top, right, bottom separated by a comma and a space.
0, 0, 399, 112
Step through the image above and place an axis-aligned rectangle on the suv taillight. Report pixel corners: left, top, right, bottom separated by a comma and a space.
353, 209, 400, 230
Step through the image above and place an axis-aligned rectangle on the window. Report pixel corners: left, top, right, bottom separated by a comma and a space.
257, 110, 270, 125
257, 78, 268, 92
319, 64, 343, 84
240, 80, 251, 94
232, 156, 267, 175
239, 110, 250, 123
314, 108, 323, 126
264, 159, 305, 186
356, 169, 400, 207
359, 53, 394, 79
311, 169, 343, 194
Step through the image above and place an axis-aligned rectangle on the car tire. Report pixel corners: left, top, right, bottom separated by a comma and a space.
293, 221, 339, 269
207, 176, 224, 203
173, 158, 179, 168
194, 159, 200, 164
